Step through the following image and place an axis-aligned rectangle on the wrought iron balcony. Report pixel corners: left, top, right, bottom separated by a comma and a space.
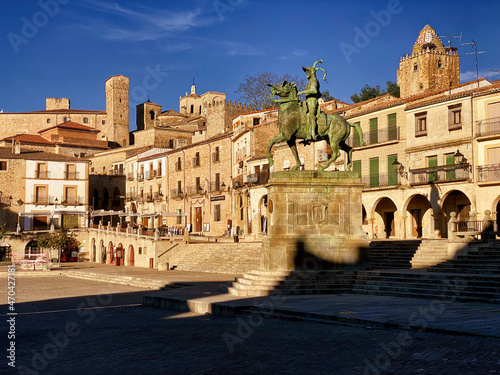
64, 171, 79, 180
477, 164, 500, 183
247, 171, 270, 186
476, 116, 500, 137
346, 127, 400, 148
170, 189, 184, 199
361, 173, 399, 189
410, 164, 470, 185
186, 185, 204, 196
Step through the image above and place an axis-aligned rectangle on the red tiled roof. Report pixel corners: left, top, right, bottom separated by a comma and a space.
39, 121, 100, 133
2, 134, 53, 144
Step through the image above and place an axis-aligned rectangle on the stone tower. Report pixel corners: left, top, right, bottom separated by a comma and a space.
397, 25, 460, 98
136, 100, 162, 131
105, 75, 130, 146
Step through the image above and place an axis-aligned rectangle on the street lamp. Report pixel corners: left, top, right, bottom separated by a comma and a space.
454, 149, 465, 164
391, 158, 408, 178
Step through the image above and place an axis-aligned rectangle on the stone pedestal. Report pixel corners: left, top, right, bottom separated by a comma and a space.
262, 171, 369, 271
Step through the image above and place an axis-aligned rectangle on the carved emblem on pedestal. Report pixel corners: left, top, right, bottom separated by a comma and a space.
312, 205, 327, 223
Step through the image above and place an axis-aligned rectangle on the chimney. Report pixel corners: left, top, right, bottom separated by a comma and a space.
14, 141, 21, 154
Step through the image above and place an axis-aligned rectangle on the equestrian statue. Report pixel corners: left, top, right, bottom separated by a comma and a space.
267, 60, 365, 172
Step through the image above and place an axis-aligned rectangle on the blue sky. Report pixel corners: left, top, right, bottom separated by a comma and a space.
1, 0, 500, 131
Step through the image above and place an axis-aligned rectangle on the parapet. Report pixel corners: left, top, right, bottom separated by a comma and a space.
46, 98, 70, 111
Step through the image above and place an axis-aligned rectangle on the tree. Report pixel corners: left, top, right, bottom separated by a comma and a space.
350, 81, 400, 103
236, 71, 307, 110
38, 228, 80, 265
321, 90, 335, 102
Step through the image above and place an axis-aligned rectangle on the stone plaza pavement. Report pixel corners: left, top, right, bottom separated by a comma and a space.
4, 263, 500, 338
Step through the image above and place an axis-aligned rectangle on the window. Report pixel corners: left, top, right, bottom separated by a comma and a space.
65, 164, 76, 179
369, 118, 378, 144
64, 186, 77, 204
35, 186, 48, 204
387, 113, 397, 140
46, 119, 50, 124
83, 117, 89, 124
215, 173, 221, 191
102, 120, 106, 125
388, 155, 398, 186
438, 60, 442, 68
177, 181, 182, 195
150, 110, 155, 120
36, 163, 48, 179
63, 117, 68, 122
176, 209, 182, 225
445, 153, 456, 180
169, 139, 174, 149
214, 204, 221, 222
196, 177, 202, 194
415, 112, 427, 137
193, 152, 200, 167
352, 160, 361, 178
352, 122, 362, 147
369, 158, 379, 188
253, 118, 261, 126
175, 157, 182, 171
448, 104, 462, 130
213, 146, 220, 162
157, 161, 162, 177
428, 155, 438, 182
414, 64, 418, 71
0, 161, 6, 171
190, 105, 194, 114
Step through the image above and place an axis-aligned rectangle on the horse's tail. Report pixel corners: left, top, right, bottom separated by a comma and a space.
349, 122, 366, 146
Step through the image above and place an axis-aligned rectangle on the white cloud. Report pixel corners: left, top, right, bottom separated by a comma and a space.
461, 69, 500, 82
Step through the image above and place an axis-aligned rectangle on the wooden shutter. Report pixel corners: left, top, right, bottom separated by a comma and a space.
388, 113, 397, 140
428, 156, 438, 182
388, 155, 398, 185
370, 158, 379, 187
352, 160, 361, 177
352, 122, 361, 147
445, 153, 455, 180
370, 118, 378, 144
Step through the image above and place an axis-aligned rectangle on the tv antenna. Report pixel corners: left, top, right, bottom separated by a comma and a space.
439, 32, 462, 49
462, 39, 485, 87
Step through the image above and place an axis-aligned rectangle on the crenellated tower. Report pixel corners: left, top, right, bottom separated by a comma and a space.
397, 25, 460, 98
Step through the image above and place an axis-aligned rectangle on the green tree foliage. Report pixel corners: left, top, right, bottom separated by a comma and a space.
236, 71, 307, 110
321, 90, 335, 102
350, 81, 400, 103
38, 228, 80, 263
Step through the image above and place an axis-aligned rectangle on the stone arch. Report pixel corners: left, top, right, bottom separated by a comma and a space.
371, 196, 398, 239
440, 190, 472, 238
99, 239, 105, 263
112, 187, 121, 210
25, 240, 40, 255
492, 195, 500, 233
91, 189, 99, 210
128, 245, 135, 267
108, 241, 114, 264
404, 194, 433, 239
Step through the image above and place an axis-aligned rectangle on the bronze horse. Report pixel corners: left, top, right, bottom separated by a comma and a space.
267, 81, 364, 171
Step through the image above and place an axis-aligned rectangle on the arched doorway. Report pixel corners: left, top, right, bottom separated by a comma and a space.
128, 245, 135, 267
406, 195, 432, 238
100, 240, 105, 263
108, 241, 114, 264
116, 243, 124, 266
91, 238, 96, 262
441, 190, 472, 238
259, 195, 268, 235
25, 240, 40, 255
374, 198, 397, 238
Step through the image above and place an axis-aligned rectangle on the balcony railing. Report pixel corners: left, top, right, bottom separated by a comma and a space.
361, 173, 399, 189
410, 164, 470, 185
146, 194, 154, 202
170, 189, 184, 199
476, 116, 500, 137
346, 127, 400, 148
247, 171, 269, 186
34, 170, 50, 179
477, 164, 500, 183
174, 162, 182, 172
192, 158, 200, 168
186, 186, 204, 196
212, 152, 220, 163
137, 174, 144, 181
64, 171, 80, 180
127, 173, 135, 181
153, 192, 163, 201
62, 196, 84, 205
126, 193, 135, 201
233, 175, 244, 189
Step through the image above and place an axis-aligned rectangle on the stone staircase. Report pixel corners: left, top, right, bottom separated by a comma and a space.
227, 270, 357, 297
65, 271, 190, 290
369, 240, 421, 269
410, 239, 449, 268
351, 270, 500, 304
163, 242, 261, 275
428, 241, 500, 274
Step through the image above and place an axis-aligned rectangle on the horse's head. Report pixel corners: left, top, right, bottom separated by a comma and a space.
268, 81, 298, 100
